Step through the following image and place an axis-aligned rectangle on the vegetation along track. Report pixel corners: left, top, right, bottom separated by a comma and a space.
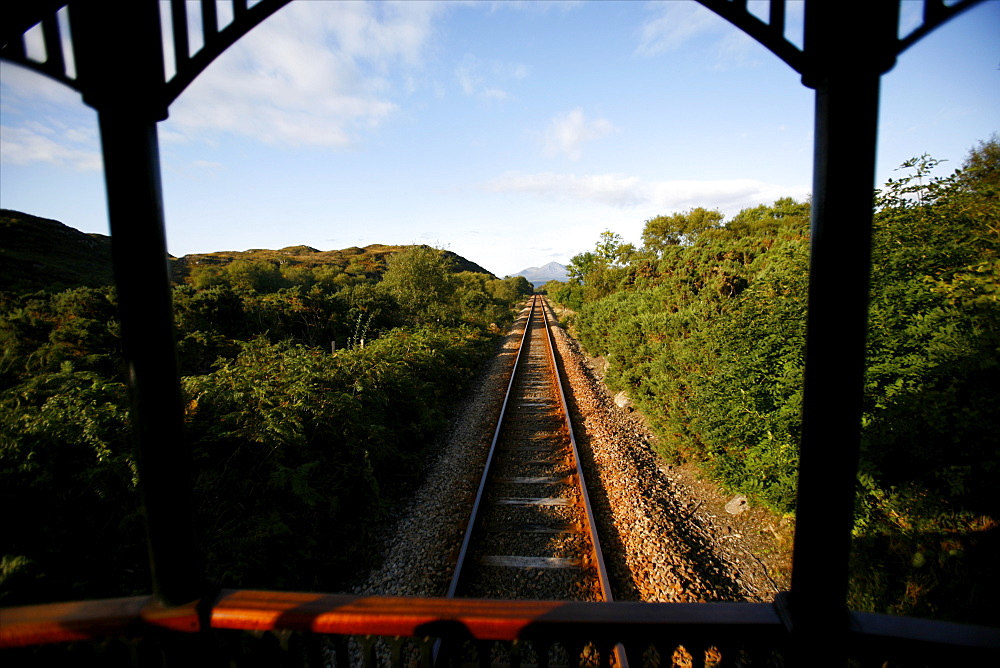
448, 295, 613, 603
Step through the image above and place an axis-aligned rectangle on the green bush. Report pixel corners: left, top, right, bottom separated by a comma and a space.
0, 250, 512, 601
565, 140, 999, 623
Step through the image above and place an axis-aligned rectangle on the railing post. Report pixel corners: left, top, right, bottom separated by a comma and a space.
71, 0, 203, 609
97, 108, 204, 608
788, 2, 896, 662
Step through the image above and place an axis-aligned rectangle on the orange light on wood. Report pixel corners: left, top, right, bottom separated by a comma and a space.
3, 590, 788, 649
211, 590, 568, 640
0, 595, 200, 648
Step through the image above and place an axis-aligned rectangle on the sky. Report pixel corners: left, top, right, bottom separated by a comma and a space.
1, 1, 997, 278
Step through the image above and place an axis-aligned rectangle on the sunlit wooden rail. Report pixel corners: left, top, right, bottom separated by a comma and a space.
4, 589, 998, 665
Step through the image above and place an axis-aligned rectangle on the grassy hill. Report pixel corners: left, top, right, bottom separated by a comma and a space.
172, 243, 495, 283
0, 209, 115, 293
0, 209, 495, 293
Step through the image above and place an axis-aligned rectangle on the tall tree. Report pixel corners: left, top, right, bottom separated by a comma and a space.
641, 207, 724, 252
379, 245, 458, 324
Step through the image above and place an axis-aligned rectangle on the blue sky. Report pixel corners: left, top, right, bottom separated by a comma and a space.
1, 1, 997, 278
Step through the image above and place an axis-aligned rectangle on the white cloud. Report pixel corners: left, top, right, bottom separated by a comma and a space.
165, 1, 443, 147
0, 61, 101, 171
486, 0, 584, 15
635, 1, 765, 69
636, 1, 720, 57
542, 108, 615, 160
0, 122, 101, 171
0, 61, 83, 109
480, 88, 508, 101
484, 171, 808, 217
455, 56, 480, 96
712, 28, 765, 70
487, 172, 644, 206
455, 53, 527, 101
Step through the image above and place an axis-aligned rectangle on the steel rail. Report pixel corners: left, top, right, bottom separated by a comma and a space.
538, 297, 628, 667
446, 296, 539, 598
537, 298, 614, 603
443, 294, 626, 664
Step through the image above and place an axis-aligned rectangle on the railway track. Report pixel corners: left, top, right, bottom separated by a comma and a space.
440, 295, 626, 665
448, 295, 611, 602
436, 295, 627, 666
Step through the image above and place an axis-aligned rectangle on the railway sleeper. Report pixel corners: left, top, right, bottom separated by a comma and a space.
495, 497, 573, 506
504, 444, 566, 451
479, 556, 583, 569
494, 476, 573, 484
484, 521, 581, 534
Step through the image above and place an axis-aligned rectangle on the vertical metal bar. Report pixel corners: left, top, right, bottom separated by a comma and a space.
3, 33, 27, 60
97, 107, 203, 607
924, 0, 947, 24
71, 0, 202, 609
171, 0, 190, 70
788, 2, 900, 660
40, 14, 65, 77
201, 0, 218, 46
769, 0, 786, 36
789, 63, 882, 668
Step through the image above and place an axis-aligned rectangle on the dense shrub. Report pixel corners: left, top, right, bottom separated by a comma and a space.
0, 248, 523, 603
183, 325, 494, 590
558, 140, 998, 623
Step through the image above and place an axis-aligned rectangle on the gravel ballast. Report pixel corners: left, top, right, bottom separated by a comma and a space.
353, 299, 792, 604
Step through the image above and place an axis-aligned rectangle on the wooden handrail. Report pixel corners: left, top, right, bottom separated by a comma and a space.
0, 595, 199, 648
212, 590, 784, 640
4, 590, 997, 663
1, 591, 783, 649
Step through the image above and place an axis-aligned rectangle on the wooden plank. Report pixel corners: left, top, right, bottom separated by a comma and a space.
480, 556, 582, 569
496, 497, 572, 506
485, 522, 580, 534
495, 476, 569, 484
508, 445, 564, 452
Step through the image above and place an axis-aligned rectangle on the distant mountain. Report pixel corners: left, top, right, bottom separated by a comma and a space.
0, 209, 114, 293
512, 261, 569, 288
0, 209, 496, 293
173, 244, 495, 282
